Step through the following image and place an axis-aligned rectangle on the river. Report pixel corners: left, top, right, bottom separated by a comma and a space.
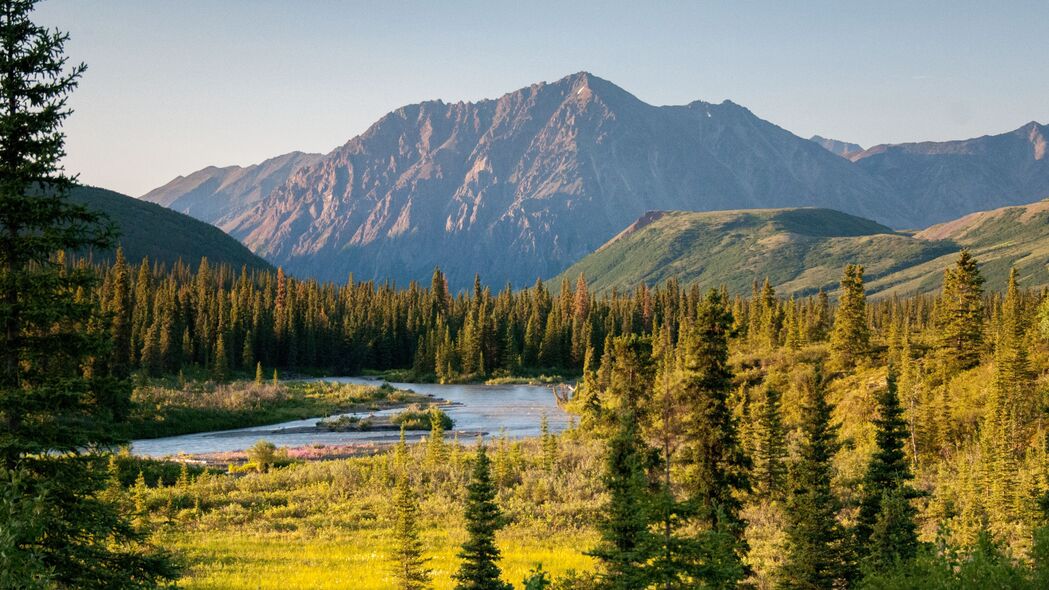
131, 377, 571, 458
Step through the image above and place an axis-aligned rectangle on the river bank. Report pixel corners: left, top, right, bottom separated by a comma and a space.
123, 379, 434, 440
132, 378, 571, 458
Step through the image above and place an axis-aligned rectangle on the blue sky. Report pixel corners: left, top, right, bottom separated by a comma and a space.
36, 0, 1049, 196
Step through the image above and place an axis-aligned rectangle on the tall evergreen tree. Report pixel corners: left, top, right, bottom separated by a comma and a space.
0, 1, 177, 586
589, 410, 656, 590
453, 445, 511, 590
677, 290, 750, 545
391, 475, 431, 590
830, 264, 869, 369
856, 368, 918, 563
936, 250, 985, 372
779, 369, 847, 589
751, 386, 788, 498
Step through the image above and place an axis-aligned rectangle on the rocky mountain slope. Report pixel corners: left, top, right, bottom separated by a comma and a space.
851, 121, 1049, 226
141, 151, 321, 223
554, 208, 956, 296
140, 73, 1049, 288
154, 72, 906, 288
71, 185, 272, 270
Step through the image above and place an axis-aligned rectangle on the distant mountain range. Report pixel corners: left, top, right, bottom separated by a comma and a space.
70, 185, 272, 271
140, 72, 1049, 289
810, 135, 863, 158
848, 121, 1049, 228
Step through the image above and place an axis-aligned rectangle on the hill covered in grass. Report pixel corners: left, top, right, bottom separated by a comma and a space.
866, 198, 1049, 296
554, 208, 957, 296
69, 185, 272, 271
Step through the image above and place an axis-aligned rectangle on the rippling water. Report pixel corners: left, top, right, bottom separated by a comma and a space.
131, 377, 570, 457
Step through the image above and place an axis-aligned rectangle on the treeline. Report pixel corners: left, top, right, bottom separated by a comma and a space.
85, 249, 1021, 383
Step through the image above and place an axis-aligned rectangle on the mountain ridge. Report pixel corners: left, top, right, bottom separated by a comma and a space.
140, 73, 1049, 288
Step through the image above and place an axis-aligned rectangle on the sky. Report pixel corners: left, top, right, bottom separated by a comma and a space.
35, 0, 1049, 197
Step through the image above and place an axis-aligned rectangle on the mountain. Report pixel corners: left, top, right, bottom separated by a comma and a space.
141, 151, 322, 223
69, 185, 272, 270
851, 121, 1049, 226
553, 208, 956, 295
810, 135, 863, 158
180, 72, 907, 288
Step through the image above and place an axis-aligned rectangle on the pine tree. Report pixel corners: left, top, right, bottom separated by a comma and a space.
863, 490, 919, 571
779, 369, 847, 589
453, 445, 511, 590
589, 410, 655, 590
391, 475, 431, 590
0, 2, 177, 586
677, 290, 750, 544
426, 407, 446, 466
539, 413, 557, 473
830, 264, 870, 369
856, 367, 918, 563
752, 386, 788, 498
255, 361, 263, 384
212, 333, 229, 382
936, 250, 985, 372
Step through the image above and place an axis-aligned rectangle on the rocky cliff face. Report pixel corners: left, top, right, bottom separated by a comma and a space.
206, 72, 903, 287
851, 122, 1049, 227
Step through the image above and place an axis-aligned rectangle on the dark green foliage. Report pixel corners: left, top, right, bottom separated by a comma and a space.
779, 369, 848, 589
864, 490, 920, 572
589, 410, 656, 590
522, 565, 551, 590
751, 386, 788, 498
678, 290, 750, 541
857, 531, 1041, 590
0, 1, 177, 586
857, 368, 918, 561
68, 186, 271, 271
453, 445, 511, 590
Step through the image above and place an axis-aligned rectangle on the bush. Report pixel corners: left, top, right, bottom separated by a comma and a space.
393, 406, 453, 431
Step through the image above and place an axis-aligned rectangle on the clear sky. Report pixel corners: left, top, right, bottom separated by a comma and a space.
35, 0, 1049, 197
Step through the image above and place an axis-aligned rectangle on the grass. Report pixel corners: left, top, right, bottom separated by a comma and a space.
164, 528, 595, 589
136, 436, 603, 588
122, 379, 431, 439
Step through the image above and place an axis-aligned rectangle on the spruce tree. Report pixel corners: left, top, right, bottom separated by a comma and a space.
830, 264, 870, 369
426, 407, 446, 466
677, 290, 750, 544
856, 368, 918, 563
589, 410, 655, 590
779, 369, 847, 589
752, 386, 788, 498
453, 445, 511, 590
255, 361, 264, 384
391, 475, 431, 590
936, 250, 985, 372
0, 1, 177, 586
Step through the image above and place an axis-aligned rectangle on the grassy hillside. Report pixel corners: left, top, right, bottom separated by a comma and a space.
68, 185, 272, 270
554, 208, 956, 296
866, 198, 1049, 296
